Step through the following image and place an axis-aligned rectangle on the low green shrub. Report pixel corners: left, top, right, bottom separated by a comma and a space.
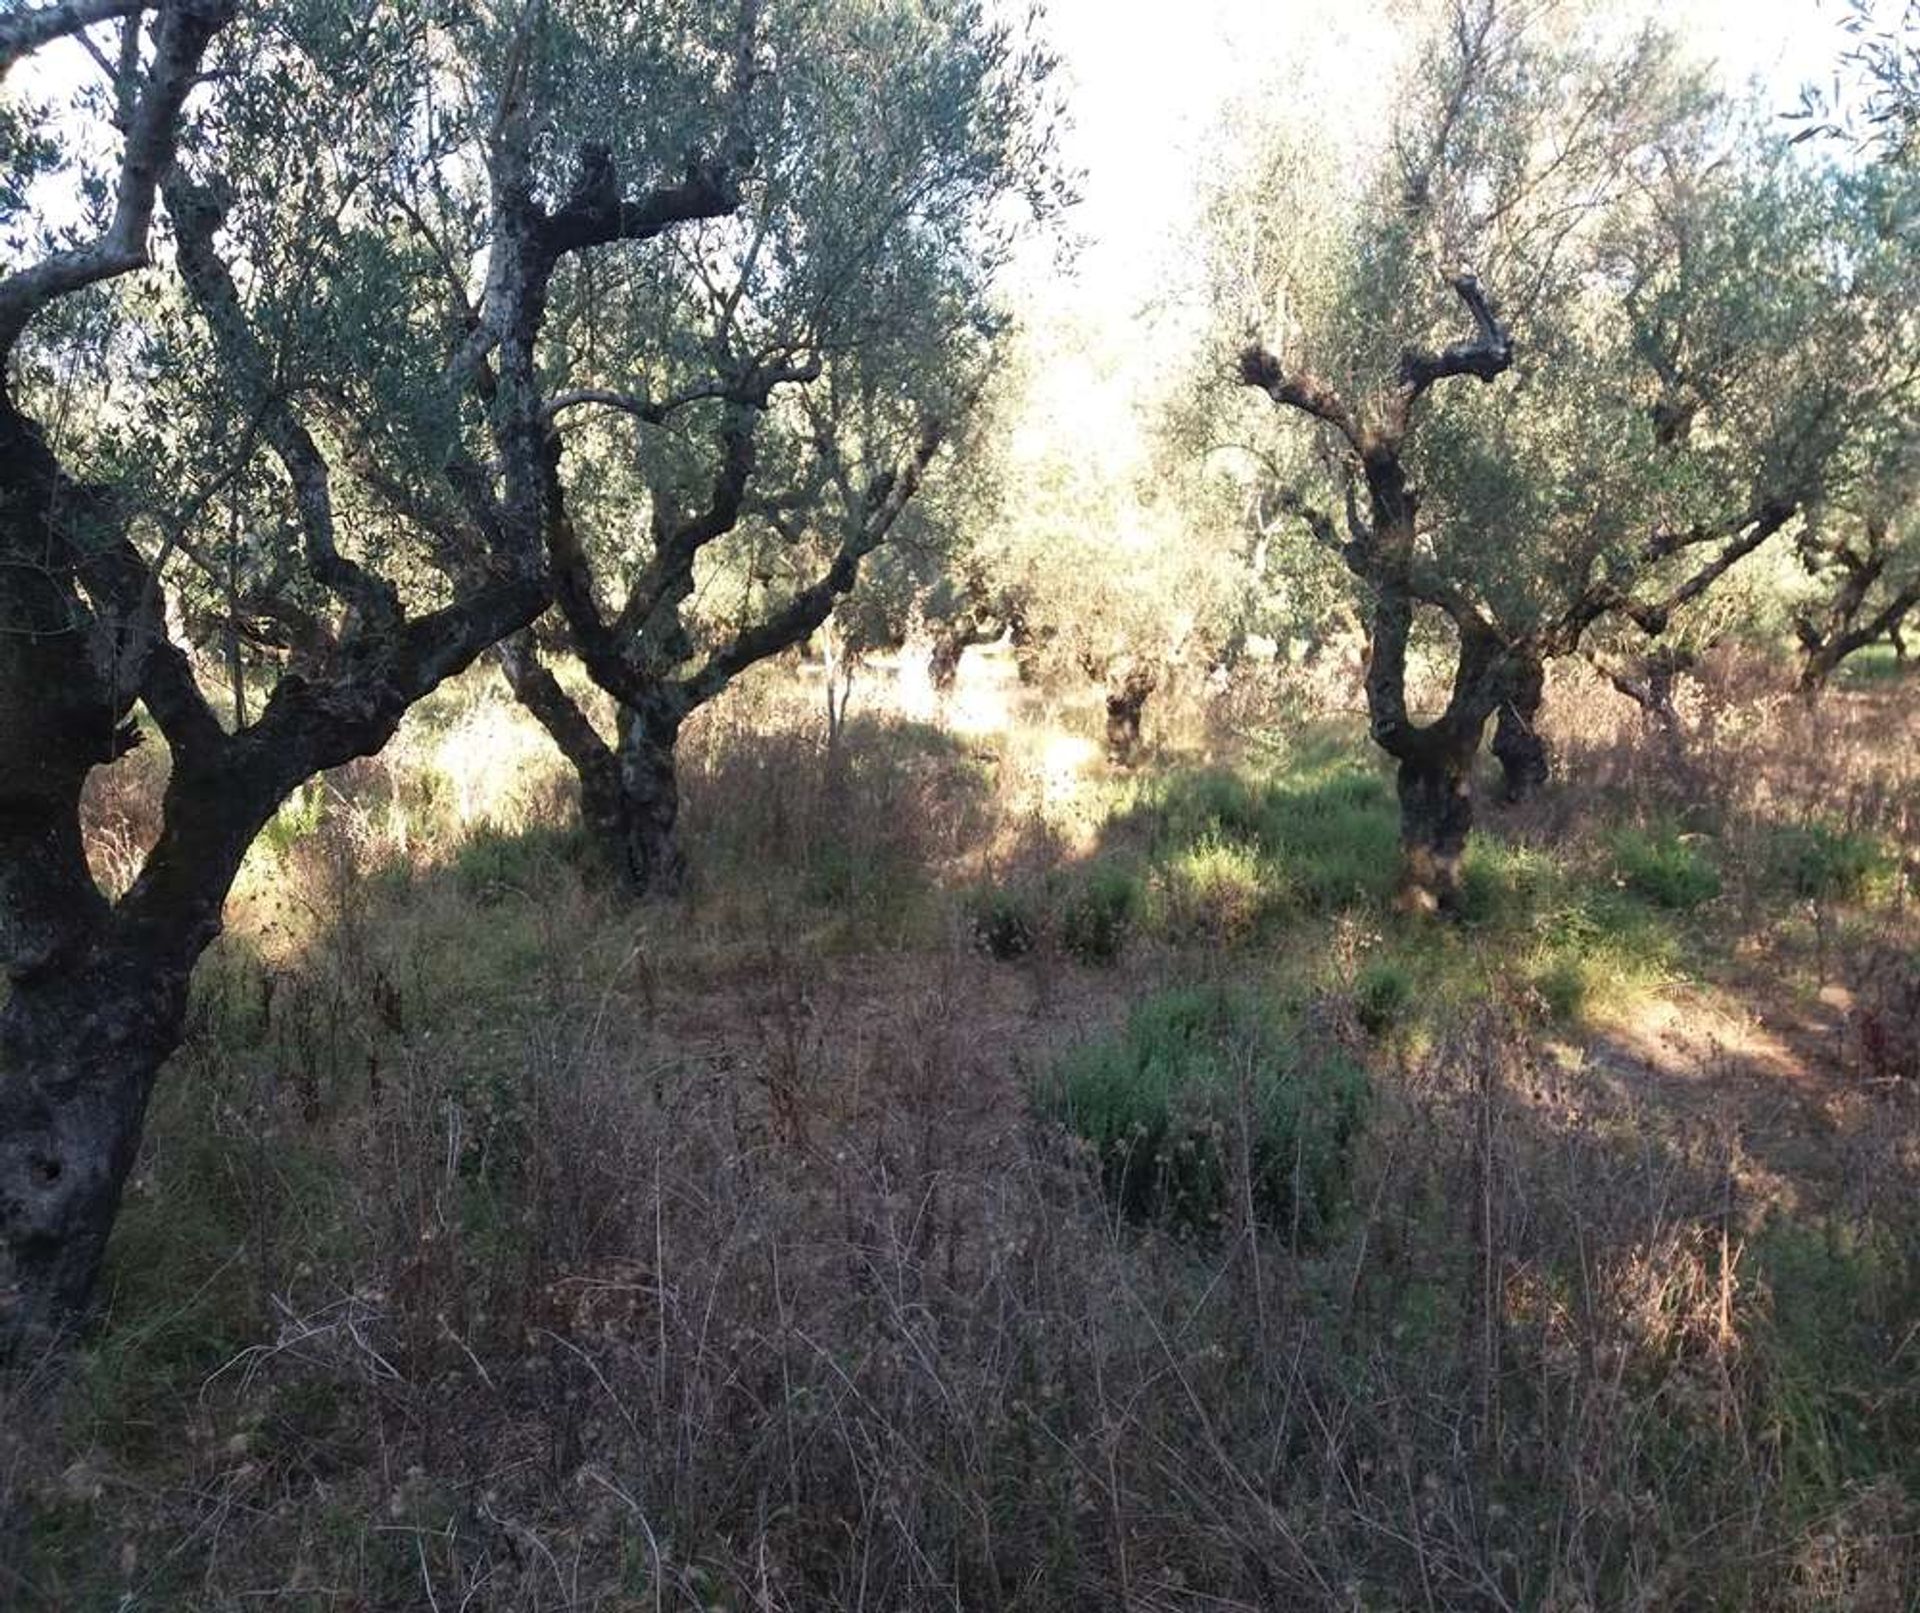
450, 822, 591, 904
1059, 863, 1140, 964
1610, 824, 1721, 911
1747, 1217, 1919, 1495
1529, 891, 1679, 1025
1264, 767, 1400, 913
1458, 836, 1559, 926
1037, 984, 1367, 1241
1533, 952, 1590, 1023
1156, 837, 1270, 944
1353, 958, 1414, 1034
259, 779, 328, 861
1150, 767, 1270, 848
1759, 821, 1891, 903
1131, 757, 1399, 920
967, 885, 1038, 959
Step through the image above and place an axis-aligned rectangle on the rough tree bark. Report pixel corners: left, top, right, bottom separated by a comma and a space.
1491, 651, 1549, 802
1, 380, 546, 1353
496, 646, 690, 894
1591, 645, 1692, 749
1362, 578, 1512, 912
1099, 658, 1159, 766
929, 612, 999, 691
1394, 745, 1477, 905
614, 707, 688, 895
1796, 567, 1919, 690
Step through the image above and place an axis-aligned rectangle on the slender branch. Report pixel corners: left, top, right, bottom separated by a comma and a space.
495, 628, 614, 776
540, 157, 745, 258
544, 356, 819, 426
678, 411, 950, 707
1633, 500, 1795, 631
85, 538, 226, 756
0, 0, 231, 362
1272, 488, 1368, 575
166, 175, 403, 639
1397, 273, 1513, 408
0, 0, 143, 77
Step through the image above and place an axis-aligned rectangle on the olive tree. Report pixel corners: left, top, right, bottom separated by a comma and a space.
1214, 0, 1914, 904
1786, 0, 1920, 687
490, 0, 1062, 894
920, 309, 1254, 763
1792, 443, 1918, 688
0, 0, 764, 1353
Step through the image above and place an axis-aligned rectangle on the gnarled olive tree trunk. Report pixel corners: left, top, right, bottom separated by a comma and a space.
613, 708, 688, 896
506, 390, 953, 899
1102, 660, 1159, 766
1363, 583, 1509, 914
0, 381, 272, 1353
1393, 742, 1478, 907
0, 776, 273, 1350
497, 636, 689, 896
1491, 651, 1548, 802
1241, 272, 1517, 913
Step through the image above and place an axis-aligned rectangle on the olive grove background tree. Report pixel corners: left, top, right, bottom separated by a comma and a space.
1785, 0, 1920, 688
1207, 0, 1919, 906
924, 309, 1255, 763
488, 1, 1065, 894
1792, 464, 1918, 688
0, 0, 774, 1353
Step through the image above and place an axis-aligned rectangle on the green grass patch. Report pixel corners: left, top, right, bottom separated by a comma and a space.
1120, 744, 1400, 937
1608, 823, 1722, 911
1748, 1217, 1920, 1498
449, 820, 594, 904
1058, 861, 1140, 964
1036, 984, 1368, 1241
1353, 958, 1415, 1034
1154, 835, 1271, 944
1756, 821, 1894, 903
1836, 641, 1909, 685
1458, 836, 1561, 927
966, 884, 1039, 959
257, 778, 329, 861
1527, 890, 1680, 1026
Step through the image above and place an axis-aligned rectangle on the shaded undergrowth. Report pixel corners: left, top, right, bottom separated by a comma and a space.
8, 666, 1915, 1611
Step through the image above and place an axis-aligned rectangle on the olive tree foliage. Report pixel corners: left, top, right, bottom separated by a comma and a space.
490, 0, 1066, 894
1202, 0, 1916, 905
1782, 0, 1920, 685
1425, 125, 1917, 713
1791, 429, 1918, 686
919, 310, 1252, 762
0, 0, 768, 1352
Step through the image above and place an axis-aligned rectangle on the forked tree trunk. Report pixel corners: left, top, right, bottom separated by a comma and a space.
1797, 590, 1919, 690
929, 627, 967, 692
497, 637, 685, 897
1491, 652, 1548, 802
1360, 569, 1507, 914
1595, 646, 1691, 752
2, 742, 279, 1356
